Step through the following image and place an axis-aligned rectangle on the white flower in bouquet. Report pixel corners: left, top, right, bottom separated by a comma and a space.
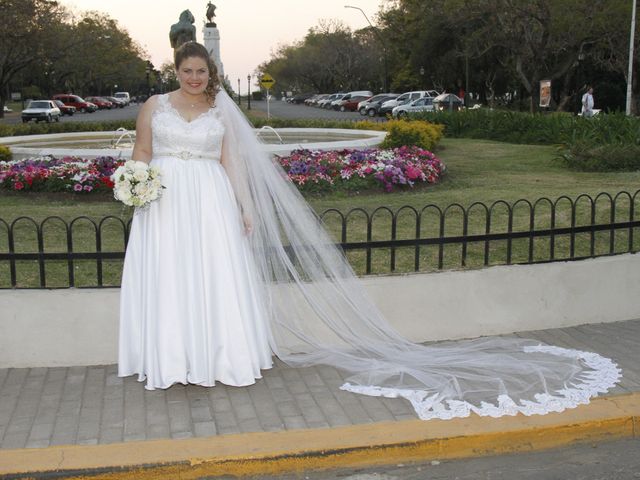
111, 161, 164, 208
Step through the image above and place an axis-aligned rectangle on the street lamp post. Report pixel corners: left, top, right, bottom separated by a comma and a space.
345, 5, 389, 92
626, 0, 637, 115
237, 78, 241, 106
247, 75, 251, 110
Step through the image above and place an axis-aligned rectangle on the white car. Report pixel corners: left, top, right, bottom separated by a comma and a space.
392, 97, 435, 118
21, 100, 61, 123
114, 91, 130, 106
317, 93, 343, 108
328, 93, 349, 109
380, 90, 439, 115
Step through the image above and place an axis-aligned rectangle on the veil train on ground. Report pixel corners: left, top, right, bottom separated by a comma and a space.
216, 89, 621, 420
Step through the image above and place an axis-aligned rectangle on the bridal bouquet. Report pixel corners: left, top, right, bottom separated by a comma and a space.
111, 160, 164, 207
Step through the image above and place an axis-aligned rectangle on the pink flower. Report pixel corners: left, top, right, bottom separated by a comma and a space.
14, 181, 24, 190
83, 185, 93, 192
73, 184, 83, 192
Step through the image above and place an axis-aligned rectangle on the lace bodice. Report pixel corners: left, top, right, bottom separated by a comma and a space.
151, 94, 225, 161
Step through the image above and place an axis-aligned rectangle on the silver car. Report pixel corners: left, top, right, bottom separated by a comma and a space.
21, 100, 61, 123
392, 97, 435, 118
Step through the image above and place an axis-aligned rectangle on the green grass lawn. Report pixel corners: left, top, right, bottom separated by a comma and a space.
2, 138, 639, 288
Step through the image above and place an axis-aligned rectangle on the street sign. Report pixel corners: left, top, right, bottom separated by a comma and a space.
260, 73, 275, 90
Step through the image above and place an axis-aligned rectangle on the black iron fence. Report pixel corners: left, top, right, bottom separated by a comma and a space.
1, 190, 639, 289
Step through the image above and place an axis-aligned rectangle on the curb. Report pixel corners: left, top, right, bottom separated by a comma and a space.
1, 393, 638, 479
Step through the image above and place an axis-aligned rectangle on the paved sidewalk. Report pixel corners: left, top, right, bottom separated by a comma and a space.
0, 319, 639, 477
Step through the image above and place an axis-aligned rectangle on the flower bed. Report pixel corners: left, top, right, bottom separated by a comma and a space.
278, 147, 446, 193
0, 147, 446, 195
0, 156, 120, 193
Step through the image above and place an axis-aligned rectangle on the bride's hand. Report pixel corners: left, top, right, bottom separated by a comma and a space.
243, 213, 253, 235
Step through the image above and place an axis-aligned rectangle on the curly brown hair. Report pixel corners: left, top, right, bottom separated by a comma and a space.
174, 41, 220, 105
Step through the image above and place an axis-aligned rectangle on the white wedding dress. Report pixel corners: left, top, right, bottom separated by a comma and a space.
118, 93, 273, 389
118, 89, 620, 420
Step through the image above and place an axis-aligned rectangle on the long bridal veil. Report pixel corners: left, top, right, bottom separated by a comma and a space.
216, 89, 620, 420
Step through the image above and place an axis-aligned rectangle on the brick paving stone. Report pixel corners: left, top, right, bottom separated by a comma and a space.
356, 395, 395, 423
57, 400, 81, 417
194, 421, 217, 437
381, 396, 415, 419
50, 415, 79, 446
25, 438, 50, 449
214, 417, 241, 435
275, 400, 303, 418
238, 417, 262, 433
1, 432, 28, 449
33, 395, 61, 425
247, 382, 282, 431
267, 387, 294, 403
170, 430, 194, 440
146, 422, 170, 440
294, 393, 329, 428
263, 375, 285, 390
190, 405, 213, 423
167, 398, 193, 434
281, 369, 309, 395
327, 388, 373, 424
98, 427, 124, 444
283, 415, 308, 430
309, 392, 351, 427
26, 422, 54, 441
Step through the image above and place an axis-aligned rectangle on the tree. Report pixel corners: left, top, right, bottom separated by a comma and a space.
257, 20, 382, 94
0, 0, 69, 117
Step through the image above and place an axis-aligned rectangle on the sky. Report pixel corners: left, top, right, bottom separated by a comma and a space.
61, 0, 384, 93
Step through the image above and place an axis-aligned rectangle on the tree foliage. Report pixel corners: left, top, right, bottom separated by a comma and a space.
0, 0, 152, 117
258, 0, 638, 112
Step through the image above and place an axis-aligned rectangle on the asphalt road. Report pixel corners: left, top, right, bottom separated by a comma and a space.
245, 437, 640, 480
249, 99, 374, 121
1, 99, 376, 126
1, 103, 141, 125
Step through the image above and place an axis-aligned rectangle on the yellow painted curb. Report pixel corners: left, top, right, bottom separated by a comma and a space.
1, 393, 639, 479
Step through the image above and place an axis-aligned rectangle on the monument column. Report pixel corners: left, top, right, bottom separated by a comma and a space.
203, 3, 225, 78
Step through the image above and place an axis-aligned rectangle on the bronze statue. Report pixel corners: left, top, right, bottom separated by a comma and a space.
206, 2, 217, 28
169, 10, 196, 49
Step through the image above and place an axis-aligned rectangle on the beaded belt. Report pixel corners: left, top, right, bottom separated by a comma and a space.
154, 151, 220, 162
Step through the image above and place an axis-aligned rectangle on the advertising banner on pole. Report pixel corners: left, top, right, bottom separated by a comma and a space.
539, 80, 551, 108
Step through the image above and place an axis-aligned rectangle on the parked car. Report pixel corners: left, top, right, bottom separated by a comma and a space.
105, 96, 126, 108
358, 93, 399, 116
328, 93, 349, 109
329, 91, 373, 110
114, 91, 131, 105
317, 93, 343, 108
52, 94, 97, 113
305, 94, 328, 106
3, 105, 12, 113
53, 99, 76, 116
379, 90, 440, 115
392, 97, 435, 118
21, 100, 61, 123
338, 95, 371, 112
433, 93, 464, 111
289, 93, 316, 104
85, 96, 113, 109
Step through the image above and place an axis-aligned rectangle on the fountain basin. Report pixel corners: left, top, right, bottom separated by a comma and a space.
1, 128, 386, 160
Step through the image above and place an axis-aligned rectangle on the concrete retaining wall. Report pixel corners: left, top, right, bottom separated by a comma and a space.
1, 253, 638, 368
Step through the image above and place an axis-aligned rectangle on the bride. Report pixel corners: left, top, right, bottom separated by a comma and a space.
119, 42, 620, 420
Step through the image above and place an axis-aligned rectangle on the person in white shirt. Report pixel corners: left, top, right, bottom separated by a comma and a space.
581, 86, 595, 117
